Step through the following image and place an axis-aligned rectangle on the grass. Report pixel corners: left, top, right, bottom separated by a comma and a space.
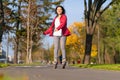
71, 64, 120, 71
0, 63, 9, 68
0, 62, 42, 68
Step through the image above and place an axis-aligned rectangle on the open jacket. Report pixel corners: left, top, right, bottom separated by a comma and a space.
43, 14, 71, 36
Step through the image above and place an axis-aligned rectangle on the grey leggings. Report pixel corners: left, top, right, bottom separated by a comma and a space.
53, 36, 66, 61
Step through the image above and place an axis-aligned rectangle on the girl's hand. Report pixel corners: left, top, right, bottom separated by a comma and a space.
55, 29, 58, 31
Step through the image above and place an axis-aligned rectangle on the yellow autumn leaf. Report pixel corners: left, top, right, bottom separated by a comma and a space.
91, 45, 97, 57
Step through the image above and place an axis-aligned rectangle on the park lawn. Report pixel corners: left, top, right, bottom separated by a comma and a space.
0, 63, 9, 68
72, 64, 120, 71
0, 62, 42, 68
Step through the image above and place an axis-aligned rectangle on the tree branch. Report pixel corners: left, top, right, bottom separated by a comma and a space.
92, 0, 106, 27
84, 0, 87, 19
100, 1, 115, 15
87, 0, 92, 26
84, 0, 88, 26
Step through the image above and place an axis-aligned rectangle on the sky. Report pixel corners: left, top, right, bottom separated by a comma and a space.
63, 0, 84, 25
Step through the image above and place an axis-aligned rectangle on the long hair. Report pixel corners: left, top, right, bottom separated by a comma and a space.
55, 6, 65, 16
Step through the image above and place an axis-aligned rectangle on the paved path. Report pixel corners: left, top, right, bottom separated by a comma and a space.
0, 64, 120, 80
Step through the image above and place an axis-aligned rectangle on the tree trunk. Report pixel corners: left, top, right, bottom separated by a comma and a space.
111, 48, 116, 64
102, 44, 105, 64
28, 28, 33, 64
14, 1, 21, 64
26, 0, 33, 64
27, 47, 32, 63
14, 43, 18, 64
83, 34, 93, 64
26, 0, 30, 64
101, 42, 106, 64
0, 0, 4, 43
97, 25, 101, 64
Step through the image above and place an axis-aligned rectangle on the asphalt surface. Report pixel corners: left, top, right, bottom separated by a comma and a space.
0, 64, 120, 80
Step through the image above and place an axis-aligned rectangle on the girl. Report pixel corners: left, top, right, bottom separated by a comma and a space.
43, 6, 70, 69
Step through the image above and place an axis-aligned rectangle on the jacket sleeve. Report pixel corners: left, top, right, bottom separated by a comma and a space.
57, 15, 67, 30
43, 21, 54, 35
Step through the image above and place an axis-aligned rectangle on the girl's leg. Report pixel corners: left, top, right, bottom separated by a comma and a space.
60, 36, 66, 63
53, 36, 60, 63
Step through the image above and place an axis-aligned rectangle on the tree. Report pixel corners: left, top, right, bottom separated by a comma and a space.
20, 0, 64, 64
66, 22, 85, 62
98, 0, 120, 64
12, 0, 22, 64
0, 0, 4, 44
0, 0, 64, 64
83, 0, 116, 64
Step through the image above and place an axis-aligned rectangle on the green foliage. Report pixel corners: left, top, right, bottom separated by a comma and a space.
99, 0, 120, 51
0, 63, 9, 68
16, 28, 27, 37
96, 1, 120, 64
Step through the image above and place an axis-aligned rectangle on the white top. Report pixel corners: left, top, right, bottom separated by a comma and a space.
53, 18, 62, 36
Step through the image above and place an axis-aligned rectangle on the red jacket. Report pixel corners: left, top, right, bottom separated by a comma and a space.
43, 14, 71, 36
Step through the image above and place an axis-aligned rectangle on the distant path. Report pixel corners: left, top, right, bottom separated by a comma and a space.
0, 64, 120, 80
